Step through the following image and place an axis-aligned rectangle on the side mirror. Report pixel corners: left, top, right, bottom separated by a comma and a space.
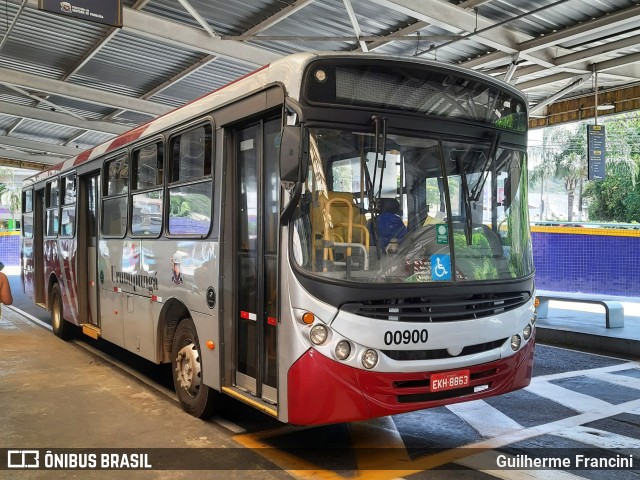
279, 125, 303, 183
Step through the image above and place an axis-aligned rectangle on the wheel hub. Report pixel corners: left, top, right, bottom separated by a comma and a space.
175, 343, 202, 396
52, 301, 60, 330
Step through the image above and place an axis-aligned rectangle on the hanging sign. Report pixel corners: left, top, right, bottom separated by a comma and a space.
38, 0, 123, 28
587, 125, 606, 181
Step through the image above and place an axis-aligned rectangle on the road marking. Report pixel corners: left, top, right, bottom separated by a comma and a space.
531, 361, 637, 383
5, 305, 52, 330
554, 426, 640, 449
526, 381, 611, 412
211, 416, 246, 434
234, 398, 640, 480
447, 400, 523, 438
592, 371, 640, 390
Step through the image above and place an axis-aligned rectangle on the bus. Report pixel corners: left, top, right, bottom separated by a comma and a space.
20, 52, 535, 425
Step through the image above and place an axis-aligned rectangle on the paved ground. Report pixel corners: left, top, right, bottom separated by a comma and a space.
2, 270, 640, 479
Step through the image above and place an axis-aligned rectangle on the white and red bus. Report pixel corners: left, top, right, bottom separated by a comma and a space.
21, 52, 536, 425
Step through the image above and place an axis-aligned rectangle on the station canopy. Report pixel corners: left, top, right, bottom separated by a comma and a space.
1, 0, 640, 170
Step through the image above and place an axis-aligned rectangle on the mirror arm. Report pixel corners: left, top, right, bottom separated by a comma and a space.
280, 181, 303, 226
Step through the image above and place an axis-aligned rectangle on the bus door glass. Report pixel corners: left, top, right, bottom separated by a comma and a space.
235, 117, 280, 404
34, 188, 45, 305
86, 173, 99, 326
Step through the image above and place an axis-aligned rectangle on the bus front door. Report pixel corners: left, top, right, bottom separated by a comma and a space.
234, 117, 280, 405
77, 173, 100, 331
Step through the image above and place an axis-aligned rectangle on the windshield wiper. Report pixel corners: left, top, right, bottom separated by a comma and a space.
456, 153, 474, 246
368, 116, 388, 259
469, 132, 500, 202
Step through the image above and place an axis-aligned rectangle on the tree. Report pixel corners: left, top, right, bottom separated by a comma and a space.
0, 174, 21, 228
530, 125, 587, 222
583, 114, 639, 222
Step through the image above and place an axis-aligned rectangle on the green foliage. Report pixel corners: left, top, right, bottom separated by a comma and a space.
170, 193, 210, 218
582, 113, 640, 222
453, 231, 497, 280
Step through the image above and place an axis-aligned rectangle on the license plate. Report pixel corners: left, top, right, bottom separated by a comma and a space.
430, 369, 470, 392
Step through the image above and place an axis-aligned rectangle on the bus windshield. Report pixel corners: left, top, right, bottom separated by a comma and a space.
291, 127, 534, 284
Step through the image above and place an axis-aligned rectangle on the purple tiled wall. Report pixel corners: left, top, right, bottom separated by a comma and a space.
532, 228, 640, 296
0, 233, 20, 267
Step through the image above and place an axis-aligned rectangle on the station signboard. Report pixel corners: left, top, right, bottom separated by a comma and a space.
38, 0, 123, 27
587, 125, 606, 181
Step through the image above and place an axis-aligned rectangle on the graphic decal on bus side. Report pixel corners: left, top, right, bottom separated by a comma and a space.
111, 267, 158, 290
170, 253, 183, 285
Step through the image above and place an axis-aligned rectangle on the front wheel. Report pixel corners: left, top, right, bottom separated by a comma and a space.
50, 283, 73, 340
171, 318, 218, 418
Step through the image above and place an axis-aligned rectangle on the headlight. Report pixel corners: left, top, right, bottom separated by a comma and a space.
523, 325, 532, 341
335, 341, 351, 360
510, 334, 521, 351
362, 349, 378, 369
310, 324, 328, 345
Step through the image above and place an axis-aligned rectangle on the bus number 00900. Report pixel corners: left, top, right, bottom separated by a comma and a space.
383, 329, 428, 346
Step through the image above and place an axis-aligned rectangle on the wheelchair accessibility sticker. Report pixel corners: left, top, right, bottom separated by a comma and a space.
430, 254, 451, 281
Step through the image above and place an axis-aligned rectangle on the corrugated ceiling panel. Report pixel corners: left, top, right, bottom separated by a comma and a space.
35, 97, 115, 120
12, 119, 82, 144
148, 57, 256, 105
142, 0, 293, 35
69, 30, 204, 98
74, 131, 116, 150
0, 2, 109, 78
0, 113, 19, 132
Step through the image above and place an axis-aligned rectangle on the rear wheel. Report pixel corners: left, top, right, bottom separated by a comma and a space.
171, 318, 218, 418
50, 283, 73, 340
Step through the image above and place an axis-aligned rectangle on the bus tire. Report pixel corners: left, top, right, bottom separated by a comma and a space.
171, 318, 217, 419
50, 284, 73, 340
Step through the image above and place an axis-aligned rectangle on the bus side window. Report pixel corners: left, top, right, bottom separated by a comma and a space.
168, 124, 213, 236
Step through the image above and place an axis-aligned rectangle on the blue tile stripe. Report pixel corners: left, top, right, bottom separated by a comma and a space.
532, 228, 640, 296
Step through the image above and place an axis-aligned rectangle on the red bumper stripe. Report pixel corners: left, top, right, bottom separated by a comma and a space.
287, 333, 535, 426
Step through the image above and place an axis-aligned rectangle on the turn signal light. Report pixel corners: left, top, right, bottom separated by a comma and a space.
302, 312, 315, 324
533, 297, 540, 308
206, 340, 215, 350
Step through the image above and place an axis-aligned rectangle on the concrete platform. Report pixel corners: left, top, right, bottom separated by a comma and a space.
0, 307, 289, 479
534, 293, 640, 358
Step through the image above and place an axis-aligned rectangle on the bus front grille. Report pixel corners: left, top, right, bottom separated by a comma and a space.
381, 338, 507, 361
342, 292, 530, 322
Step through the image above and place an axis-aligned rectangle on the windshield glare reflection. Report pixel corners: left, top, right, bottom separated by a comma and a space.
292, 128, 533, 284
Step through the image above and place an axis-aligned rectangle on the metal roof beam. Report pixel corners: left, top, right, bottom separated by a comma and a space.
122, 8, 281, 67
342, 0, 368, 52
177, 0, 219, 38
237, 0, 315, 40
367, 0, 555, 68
0, 101, 128, 135
517, 72, 578, 91
3, 83, 85, 120
142, 55, 216, 100
464, 4, 640, 70
358, 0, 494, 52
0, 67, 171, 116
0, 136, 81, 156
518, 4, 640, 54
530, 75, 590, 114
25, 0, 281, 67
0, 0, 28, 51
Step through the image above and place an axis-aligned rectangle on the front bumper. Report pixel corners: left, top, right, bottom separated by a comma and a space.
287, 331, 535, 425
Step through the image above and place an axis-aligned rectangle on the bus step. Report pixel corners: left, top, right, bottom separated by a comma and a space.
221, 386, 278, 418
81, 324, 101, 340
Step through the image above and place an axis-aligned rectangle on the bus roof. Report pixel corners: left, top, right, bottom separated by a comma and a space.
23, 51, 526, 187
